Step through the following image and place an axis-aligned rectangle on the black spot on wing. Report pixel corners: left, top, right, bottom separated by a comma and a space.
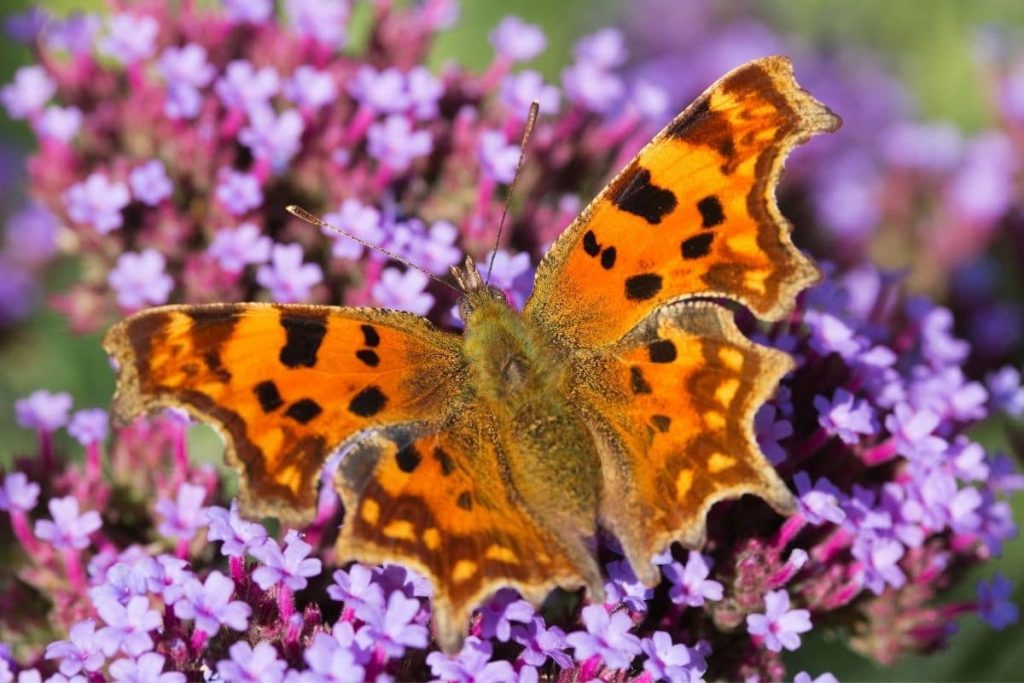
625, 273, 663, 301
456, 491, 473, 510
285, 398, 322, 424
360, 324, 380, 347
279, 312, 328, 368
203, 351, 231, 382
630, 366, 652, 395
651, 414, 672, 433
355, 349, 380, 367
254, 380, 284, 413
648, 339, 677, 363
348, 386, 387, 417
433, 447, 455, 476
600, 247, 617, 270
681, 233, 714, 260
583, 230, 601, 257
697, 195, 725, 228
396, 444, 422, 473
610, 166, 677, 225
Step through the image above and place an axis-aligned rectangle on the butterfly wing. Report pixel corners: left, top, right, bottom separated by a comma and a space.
103, 303, 464, 523
336, 409, 599, 652
525, 56, 839, 348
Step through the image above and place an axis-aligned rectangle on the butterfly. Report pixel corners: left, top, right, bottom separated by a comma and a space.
103, 56, 839, 652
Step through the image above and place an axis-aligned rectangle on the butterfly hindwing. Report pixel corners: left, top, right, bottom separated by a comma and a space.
526, 56, 839, 348
103, 303, 464, 523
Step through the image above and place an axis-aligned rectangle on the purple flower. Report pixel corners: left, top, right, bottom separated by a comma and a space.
256, 243, 323, 303
426, 636, 515, 683
286, 0, 348, 46
215, 61, 280, 113
640, 631, 707, 683
215, 169, 264, 216
222, 0, 273, 23
45, 620, 106, 676
664, 552, 724, 607
479, 589, 534, 642
158, 44, 215, 119
794, 673, 839, 683
371, 268, 434, 315
98, 13, 159, 66
1, 65, 55, 119
631, 81, 670, 121
284, 66, 337, 110
0, 472, 41, 512
174, 571, 251, 635
851, 535, 906, 594
482, 249, 533, 309
566, 604, 642, 670
109, 653, 184, 683
44, 13, 101, 55
562, 61, 624, 113
367, 115, 433, 172
406, 220, 462, 274
108, 250, 174, 310
64, 172, 131, 234
36, 105, 83, 142
793, 472, 846, 525
755, 403, 793, 465
500, 71, 560, 118
322, 199, 384, 260
489, 16, 546, 62
977, 573, 1019, 630
155, 482, 208, 542
514, 617, 572, 668
327, 564, 385, 620
815, 388, 877, 444
95, 595, 162, 657
146, 555, 192, 605
216, 642, 287, 683
207, 500, 268, 557
293, 632, 365, 683
987, 366, 1024, 416
479, 131, 520, 183
128, 160, 173, 207
604, 559, 653, 612
90, 559, 155, 607
348, 66, 409, 114
746, 589, 812, 652
359, 592, 428, 657
574, 28, 627, 69
240, 107, 305, 171
34, 496, 101, 550
252, 530, 322, 591
6, 202, 59, 265
15, 389, 72, 431
208, 223, 273, 274
407, 67, 443, 120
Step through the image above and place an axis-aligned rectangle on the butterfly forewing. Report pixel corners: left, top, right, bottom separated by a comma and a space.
103, 303, 464, 523
526, 56, 839, 348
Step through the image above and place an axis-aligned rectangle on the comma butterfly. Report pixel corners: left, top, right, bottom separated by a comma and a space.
103, 56, 840, 651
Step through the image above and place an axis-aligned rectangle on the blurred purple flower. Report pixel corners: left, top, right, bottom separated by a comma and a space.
746, 589, 812, 652
174, 571, 251, 635
36, 106, 83, 143
284, 66, 338, 110
95, 595, 162, 657
155, 483, 208, 543
793, 472, 846, 526
514, 617, 572, 668
575, 28, 627, 69
371, 268, 434, 315
128, 160, 173, 207
406, 220, 462, 274
98, 13, 159, 66
359, 592, 428, 658
426, 636, 515, 683
479, 590, 534, 642
255, 243, 323, 303
348, 66, 409, 115
44, 12, 100, 55
640, 631, 706, 683
109, 653, 185, 683
489, 16, 546, 62
64, 172, 131, 234
794, 673, 839, 683
222, 0, 273, 24
158, 44, 216, 119
562, 61, 624, 113
251, 530, 322, 591
566, 604, 642, 670
755, 403, 792, 466
108, 250, 174, 310
206, 501, 268, 558
0, 472, 41, 512
215, 61, 280, 114
664, 552, 723, 607
500, 71, 560, 118
322, 199, 384, 260
815, 388, 877, 445
90, 560, 154, 607
604, 559, 653, 612
327, 564, 385, 620
285, 0, 348, 47
45, 620, 106, 676
479, 131, 520, 183
977, 574, 1019, 630
407, 67, 443, 120
5, 202, 59, 266
15, 389, 72, 432
986, 367, 1024, 416
147, 555, 192, 605
367, 115, 433, 172
294, 632, 364, 683
216, 641, 288, 683
239, 108, 305, 171
1, 66, 55, 119
208, 223, 273, 274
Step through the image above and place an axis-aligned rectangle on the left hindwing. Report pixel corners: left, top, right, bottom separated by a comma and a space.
103, 303, 464, 523
525, 56, 839, 348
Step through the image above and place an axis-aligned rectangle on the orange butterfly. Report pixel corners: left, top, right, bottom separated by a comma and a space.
103, 56, 839, 651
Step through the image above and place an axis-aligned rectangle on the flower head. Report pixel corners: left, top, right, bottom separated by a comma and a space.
15, 389, 72, 432
174, 571, 251, 635
108, 250, 174, 310
34, 496, 102, 550
566, 604, 642, 670
255, 243, 323, 303
251, 530, 323, 591
63, 173, 131, 234
746, 589, 813, 652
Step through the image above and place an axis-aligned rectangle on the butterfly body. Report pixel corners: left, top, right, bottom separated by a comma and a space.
103, 56, 840, 652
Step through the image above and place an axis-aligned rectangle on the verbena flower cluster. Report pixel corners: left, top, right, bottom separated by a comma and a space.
1, 1, 1022, 681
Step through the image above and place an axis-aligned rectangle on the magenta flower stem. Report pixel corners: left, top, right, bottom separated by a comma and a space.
190, 629, 209, 653
793, 427, 830, 461
61, 548, 86, 591
278, 584, 295, 621
85, 442, 102, 480
772, 514, 808, 551
38, 429, 55, 473
172, 423, 188, 474
578, 656, 603, 680
862, 438, 898, 465
229, 555, 245, 585
343, 105, 375, 146
10, 510, 39, 554
175, 539, 190, 559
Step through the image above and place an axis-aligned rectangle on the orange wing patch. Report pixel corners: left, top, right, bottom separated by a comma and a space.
103, 303, 463, 523
572, 302, 794, 583
526, 56, 839, 348
335, 411, 595, 652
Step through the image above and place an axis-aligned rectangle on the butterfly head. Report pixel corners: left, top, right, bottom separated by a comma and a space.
452, 255, 510, 323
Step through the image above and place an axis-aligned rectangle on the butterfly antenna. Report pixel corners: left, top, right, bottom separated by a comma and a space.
286, 205, 460, 294
485, 101, 540, 285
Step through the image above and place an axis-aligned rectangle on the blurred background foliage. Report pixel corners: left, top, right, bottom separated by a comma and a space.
1, 1, 1023, 680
